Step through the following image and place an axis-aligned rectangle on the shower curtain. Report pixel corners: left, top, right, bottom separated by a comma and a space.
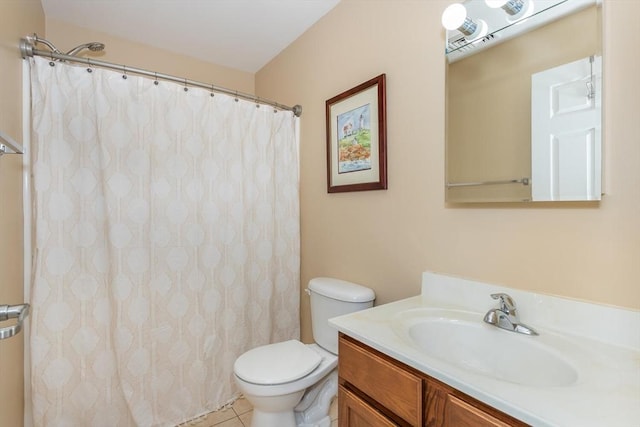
27, 56, 300, 426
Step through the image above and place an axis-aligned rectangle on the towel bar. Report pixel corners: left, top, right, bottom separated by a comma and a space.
446, 177, 530, 188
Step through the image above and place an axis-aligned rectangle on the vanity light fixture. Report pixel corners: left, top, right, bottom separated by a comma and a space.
441, 3, 488, 40
485, 0, 534, 22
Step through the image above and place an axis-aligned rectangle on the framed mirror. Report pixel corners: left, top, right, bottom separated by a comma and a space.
444, 0, 602, 202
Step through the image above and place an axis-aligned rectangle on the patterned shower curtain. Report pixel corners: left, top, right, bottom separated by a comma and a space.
28, 56, 300, 426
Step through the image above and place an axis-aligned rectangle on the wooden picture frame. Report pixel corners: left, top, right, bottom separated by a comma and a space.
326, 74, 387, 193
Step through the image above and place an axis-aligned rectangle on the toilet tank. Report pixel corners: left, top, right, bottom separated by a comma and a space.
308, 277, 375, 354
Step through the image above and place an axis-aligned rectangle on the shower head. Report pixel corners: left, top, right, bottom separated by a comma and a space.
66, 42, 106, 56
88, 42, 105, 52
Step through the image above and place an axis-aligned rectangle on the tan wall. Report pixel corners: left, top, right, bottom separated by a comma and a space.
255, 0, 640, 343
45, 18, 255, 94
0, 1, 45, 425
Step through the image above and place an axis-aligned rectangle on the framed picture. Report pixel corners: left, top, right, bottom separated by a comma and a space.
326, 74, 387, 193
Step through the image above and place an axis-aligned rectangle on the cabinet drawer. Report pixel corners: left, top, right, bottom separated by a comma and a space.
339, 336, 422, 426
445, 394, 511, 427
339, 385, 399, 427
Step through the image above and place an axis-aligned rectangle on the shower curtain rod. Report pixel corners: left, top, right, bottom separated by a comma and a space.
20, 37, 302, 117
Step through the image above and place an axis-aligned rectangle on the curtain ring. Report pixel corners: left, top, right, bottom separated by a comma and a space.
122, 65, 127, 79
234, 91, 239, 102
86, 58, 93, 73
49, 50, 55, 67
255, 97, 260, 109
210, 84, 215, 97
184, 78, 188, 92
154, 72, 159, 86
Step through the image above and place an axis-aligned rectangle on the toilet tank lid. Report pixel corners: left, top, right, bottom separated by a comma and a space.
308, 277, 375, 302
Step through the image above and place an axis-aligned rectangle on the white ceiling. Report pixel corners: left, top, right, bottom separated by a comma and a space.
40, 0, 341, 73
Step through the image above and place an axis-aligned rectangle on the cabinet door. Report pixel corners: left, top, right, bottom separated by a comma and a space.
444, 395, 511, 427
339, 386, 399, 427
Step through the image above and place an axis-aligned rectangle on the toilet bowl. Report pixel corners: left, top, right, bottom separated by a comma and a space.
233, 278, 375, 427
235, 342, 337, 427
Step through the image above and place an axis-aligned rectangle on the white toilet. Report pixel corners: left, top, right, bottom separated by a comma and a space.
233, 277, 375, 427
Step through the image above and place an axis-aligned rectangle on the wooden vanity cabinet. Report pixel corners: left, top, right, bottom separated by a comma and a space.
338, 334, 528, 427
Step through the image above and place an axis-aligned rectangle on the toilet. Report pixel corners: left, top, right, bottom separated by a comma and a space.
233, 277, 375, 427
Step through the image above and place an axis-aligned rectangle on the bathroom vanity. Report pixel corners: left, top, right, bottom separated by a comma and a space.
330, 272, 640, 427
338, 333, 526, 426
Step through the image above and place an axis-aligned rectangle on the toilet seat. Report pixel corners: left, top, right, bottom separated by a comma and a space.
234, 340, 322, 385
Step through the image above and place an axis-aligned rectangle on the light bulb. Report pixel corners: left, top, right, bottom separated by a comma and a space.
441, 3, 468, 30
485, 0, 527, 17
485, 0, 508, 8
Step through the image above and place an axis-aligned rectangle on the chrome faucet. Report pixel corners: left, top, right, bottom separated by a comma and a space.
483, 293, 538, 335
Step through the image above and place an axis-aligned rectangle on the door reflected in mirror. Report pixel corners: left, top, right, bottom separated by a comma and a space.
445, 0, 602, 202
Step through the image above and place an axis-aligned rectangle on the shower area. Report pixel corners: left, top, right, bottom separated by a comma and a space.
16, 34, 302, 426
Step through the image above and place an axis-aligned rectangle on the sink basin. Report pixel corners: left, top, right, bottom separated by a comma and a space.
392, 309, 578, 387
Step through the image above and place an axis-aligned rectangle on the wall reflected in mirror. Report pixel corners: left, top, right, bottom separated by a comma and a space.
445, 0, 602, 203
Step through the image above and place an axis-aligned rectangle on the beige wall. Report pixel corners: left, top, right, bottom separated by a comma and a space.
0, 1, 45, 425
46, 18, 255, 94
255, 0, 640, 343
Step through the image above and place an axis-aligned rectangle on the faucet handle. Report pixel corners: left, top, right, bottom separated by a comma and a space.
490, 293, 517, 316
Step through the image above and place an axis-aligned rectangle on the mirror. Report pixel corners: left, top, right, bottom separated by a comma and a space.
445, 0, 602, 202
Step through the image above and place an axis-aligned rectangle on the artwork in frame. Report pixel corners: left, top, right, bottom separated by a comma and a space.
326, 74, 387, 193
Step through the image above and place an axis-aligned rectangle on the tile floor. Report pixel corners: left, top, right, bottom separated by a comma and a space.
179, 396, 338, 427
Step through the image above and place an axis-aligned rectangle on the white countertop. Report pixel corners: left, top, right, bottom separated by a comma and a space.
329, 272, 640, 427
